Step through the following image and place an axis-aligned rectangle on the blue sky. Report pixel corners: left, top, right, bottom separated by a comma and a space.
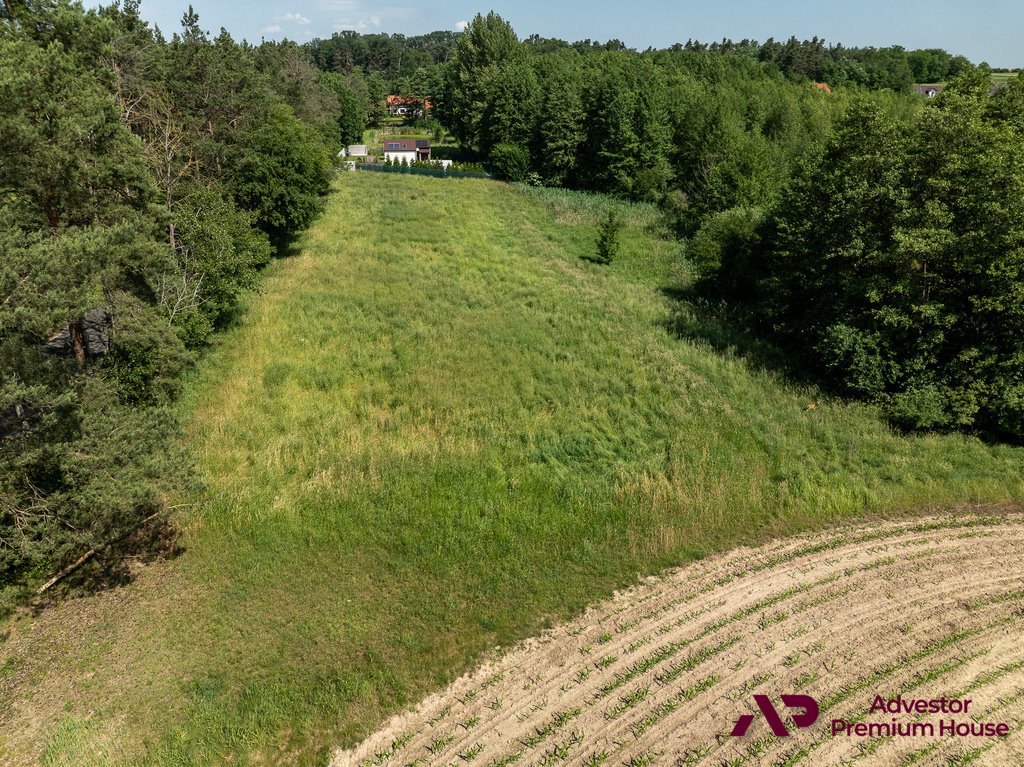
96, 0, 1022, 67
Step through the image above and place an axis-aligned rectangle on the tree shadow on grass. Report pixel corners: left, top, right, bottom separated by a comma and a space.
658, 285, 818, 389
659, 286, 1024, 446
275, 239, 305, 260
28, 514, 185, 615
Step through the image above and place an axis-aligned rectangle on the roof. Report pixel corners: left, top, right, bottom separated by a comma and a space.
915, 84, 944, 95
386, 95, 434, 110
382, 138, 431, 151
813, 82, 831, 94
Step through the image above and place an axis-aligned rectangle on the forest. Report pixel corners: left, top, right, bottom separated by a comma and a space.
0, 0, 361, 605
2, 1, 1023, 603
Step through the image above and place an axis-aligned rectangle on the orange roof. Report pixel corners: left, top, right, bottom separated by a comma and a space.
387, 95, 433, 109
813, 82, 832, 94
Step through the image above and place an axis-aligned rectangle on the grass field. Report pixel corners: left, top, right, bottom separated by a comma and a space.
3, 172, 1024, 767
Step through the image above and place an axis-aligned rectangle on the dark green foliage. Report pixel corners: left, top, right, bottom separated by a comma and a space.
229, 103, 332, 245
330, 75, 369, 143
489, 142, 530, 182
433, 13, 845, 216
579, 69, 641, 195
441, 12, 526, 151
306, 29, 459, 87
697, 77, 1024, 438
688, 206, 764, 299
0, 0, 337, 604
167, 184, 272, 347
0, 211, 185, 601
0, 371, 179, 589
583, 58, 673, 200
533, 57, 585, 187
478, 61, 540, 155
256, 42, 367, 147
594, 209, 621, 264
0, 33, 154, 229
907, 48, 971, 84
664, 62, 836, 228
684, 35, 965, 92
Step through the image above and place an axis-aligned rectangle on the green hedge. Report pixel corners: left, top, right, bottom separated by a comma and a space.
358, 163, 492, 179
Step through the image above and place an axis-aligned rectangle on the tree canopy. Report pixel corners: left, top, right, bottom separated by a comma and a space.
695, 74, 1024, 439
0, 0, 346, 607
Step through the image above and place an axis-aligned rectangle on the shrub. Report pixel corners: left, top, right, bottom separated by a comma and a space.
229, 103, 333, 246
688, 206, 764, 300
594, 209, 622, 265
488, 142, 530, 182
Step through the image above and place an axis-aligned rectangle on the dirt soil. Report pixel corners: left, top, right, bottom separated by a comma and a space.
331, 513, 1024, 767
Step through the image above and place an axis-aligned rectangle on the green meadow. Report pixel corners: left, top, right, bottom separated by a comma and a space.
6, 172, 1024, 767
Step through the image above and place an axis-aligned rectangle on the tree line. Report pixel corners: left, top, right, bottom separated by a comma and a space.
0, 0, 359, 606
691, 71, 1024, 439
673, 37, 973, 92
307, 25, 990, 96
436, 14, 843, 220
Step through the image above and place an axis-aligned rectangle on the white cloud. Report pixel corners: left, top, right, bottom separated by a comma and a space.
455, 19, 468, 31
260, 24, 284, 33
343, 20, 377, 31
318, 0, 362, 10
280, 12, 311, 24
329, 3, 415, 32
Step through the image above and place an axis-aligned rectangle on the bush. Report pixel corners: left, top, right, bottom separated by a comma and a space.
229, 104, 333, 246
488, 142, 530, 182
594, 209, 622, 265
689, 206, 764, 299
169, 184, 272, 348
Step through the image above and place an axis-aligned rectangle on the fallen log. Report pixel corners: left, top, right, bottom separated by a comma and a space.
36, 548, 96, 594
35, 510, 168, 595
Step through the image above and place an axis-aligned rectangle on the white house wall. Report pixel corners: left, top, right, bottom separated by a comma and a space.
384, 150, 418, 163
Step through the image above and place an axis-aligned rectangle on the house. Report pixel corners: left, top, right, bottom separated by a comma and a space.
915, 84, 943, 98
343, 144, 368, 157
386, 95, 433, 117
812, 82, 831, 94
383, 138, 431, 164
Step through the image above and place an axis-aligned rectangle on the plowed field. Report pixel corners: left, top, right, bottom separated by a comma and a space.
333, 515, 1024, 767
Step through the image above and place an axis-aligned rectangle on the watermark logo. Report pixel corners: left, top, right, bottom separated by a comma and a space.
731, 694, 820, 737
730, 693, 1011, 740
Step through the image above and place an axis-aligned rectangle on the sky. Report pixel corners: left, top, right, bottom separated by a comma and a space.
91, 0, 1023, 68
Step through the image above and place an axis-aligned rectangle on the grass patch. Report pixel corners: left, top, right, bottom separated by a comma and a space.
6, 173, 1024, 766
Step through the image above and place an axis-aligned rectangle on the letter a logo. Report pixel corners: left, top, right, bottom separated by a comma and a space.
731, 694, 820, 737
